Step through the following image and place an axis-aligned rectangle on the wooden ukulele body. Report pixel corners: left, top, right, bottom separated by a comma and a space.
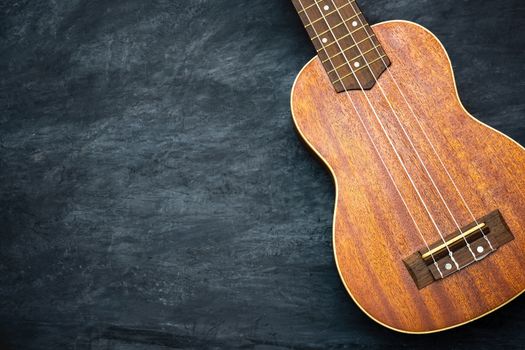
291, 20, 525, 333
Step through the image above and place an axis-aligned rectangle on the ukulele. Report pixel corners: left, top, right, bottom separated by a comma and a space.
290, 0, 525, 333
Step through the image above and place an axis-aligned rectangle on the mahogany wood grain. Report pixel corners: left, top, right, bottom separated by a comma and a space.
290, 20, 525, 333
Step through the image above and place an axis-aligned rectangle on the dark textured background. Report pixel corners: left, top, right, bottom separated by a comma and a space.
1, 0, 524, 349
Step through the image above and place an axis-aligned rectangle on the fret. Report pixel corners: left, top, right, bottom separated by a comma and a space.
315, 24, 368, 52
304, 1, 354, 28
311, 12, 361, 41
320, 34, 376, 63
326, 44, 382, 74
331, 54, 389, 84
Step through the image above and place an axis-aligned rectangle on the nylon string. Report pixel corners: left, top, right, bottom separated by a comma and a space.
347, 1, 494, 252
309, 0, 464, 268
327, 0, 480, 264
296, 0, 445, 275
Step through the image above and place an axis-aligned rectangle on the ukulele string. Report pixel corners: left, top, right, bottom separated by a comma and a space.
309, 0, 463, 269
328, 0, 479, 264
350, 6, 494, 251
296, 0, 445, 276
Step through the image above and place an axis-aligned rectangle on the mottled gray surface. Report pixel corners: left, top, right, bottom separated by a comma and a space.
1, 0, 524, 349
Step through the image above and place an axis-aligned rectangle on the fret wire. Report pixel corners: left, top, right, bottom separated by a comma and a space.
304, 1, 353, 27
311, 12, 361, 41
315, 24, 367, 52
332, 54, 388, 84
320, 34, 376, 63
297, 0, 323, 13
326, 44, 382, 74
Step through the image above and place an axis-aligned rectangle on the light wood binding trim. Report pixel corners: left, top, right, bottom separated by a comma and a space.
290, 20, 525, 334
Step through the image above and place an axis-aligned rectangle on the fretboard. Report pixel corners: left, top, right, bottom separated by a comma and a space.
291, 0, 391, 92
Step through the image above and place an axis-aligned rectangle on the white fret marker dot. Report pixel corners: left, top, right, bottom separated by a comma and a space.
477, 246, 484, 253
353, 61, 360, 68
322, 37, 328, 44
445, 263, 452, 270
323, 5, 330, 11
352, 21, 358, 27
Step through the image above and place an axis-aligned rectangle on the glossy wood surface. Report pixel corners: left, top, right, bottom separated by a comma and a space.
290, 20, 525, 333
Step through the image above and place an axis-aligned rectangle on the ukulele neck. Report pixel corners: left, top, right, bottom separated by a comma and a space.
291, 0, 391, 92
